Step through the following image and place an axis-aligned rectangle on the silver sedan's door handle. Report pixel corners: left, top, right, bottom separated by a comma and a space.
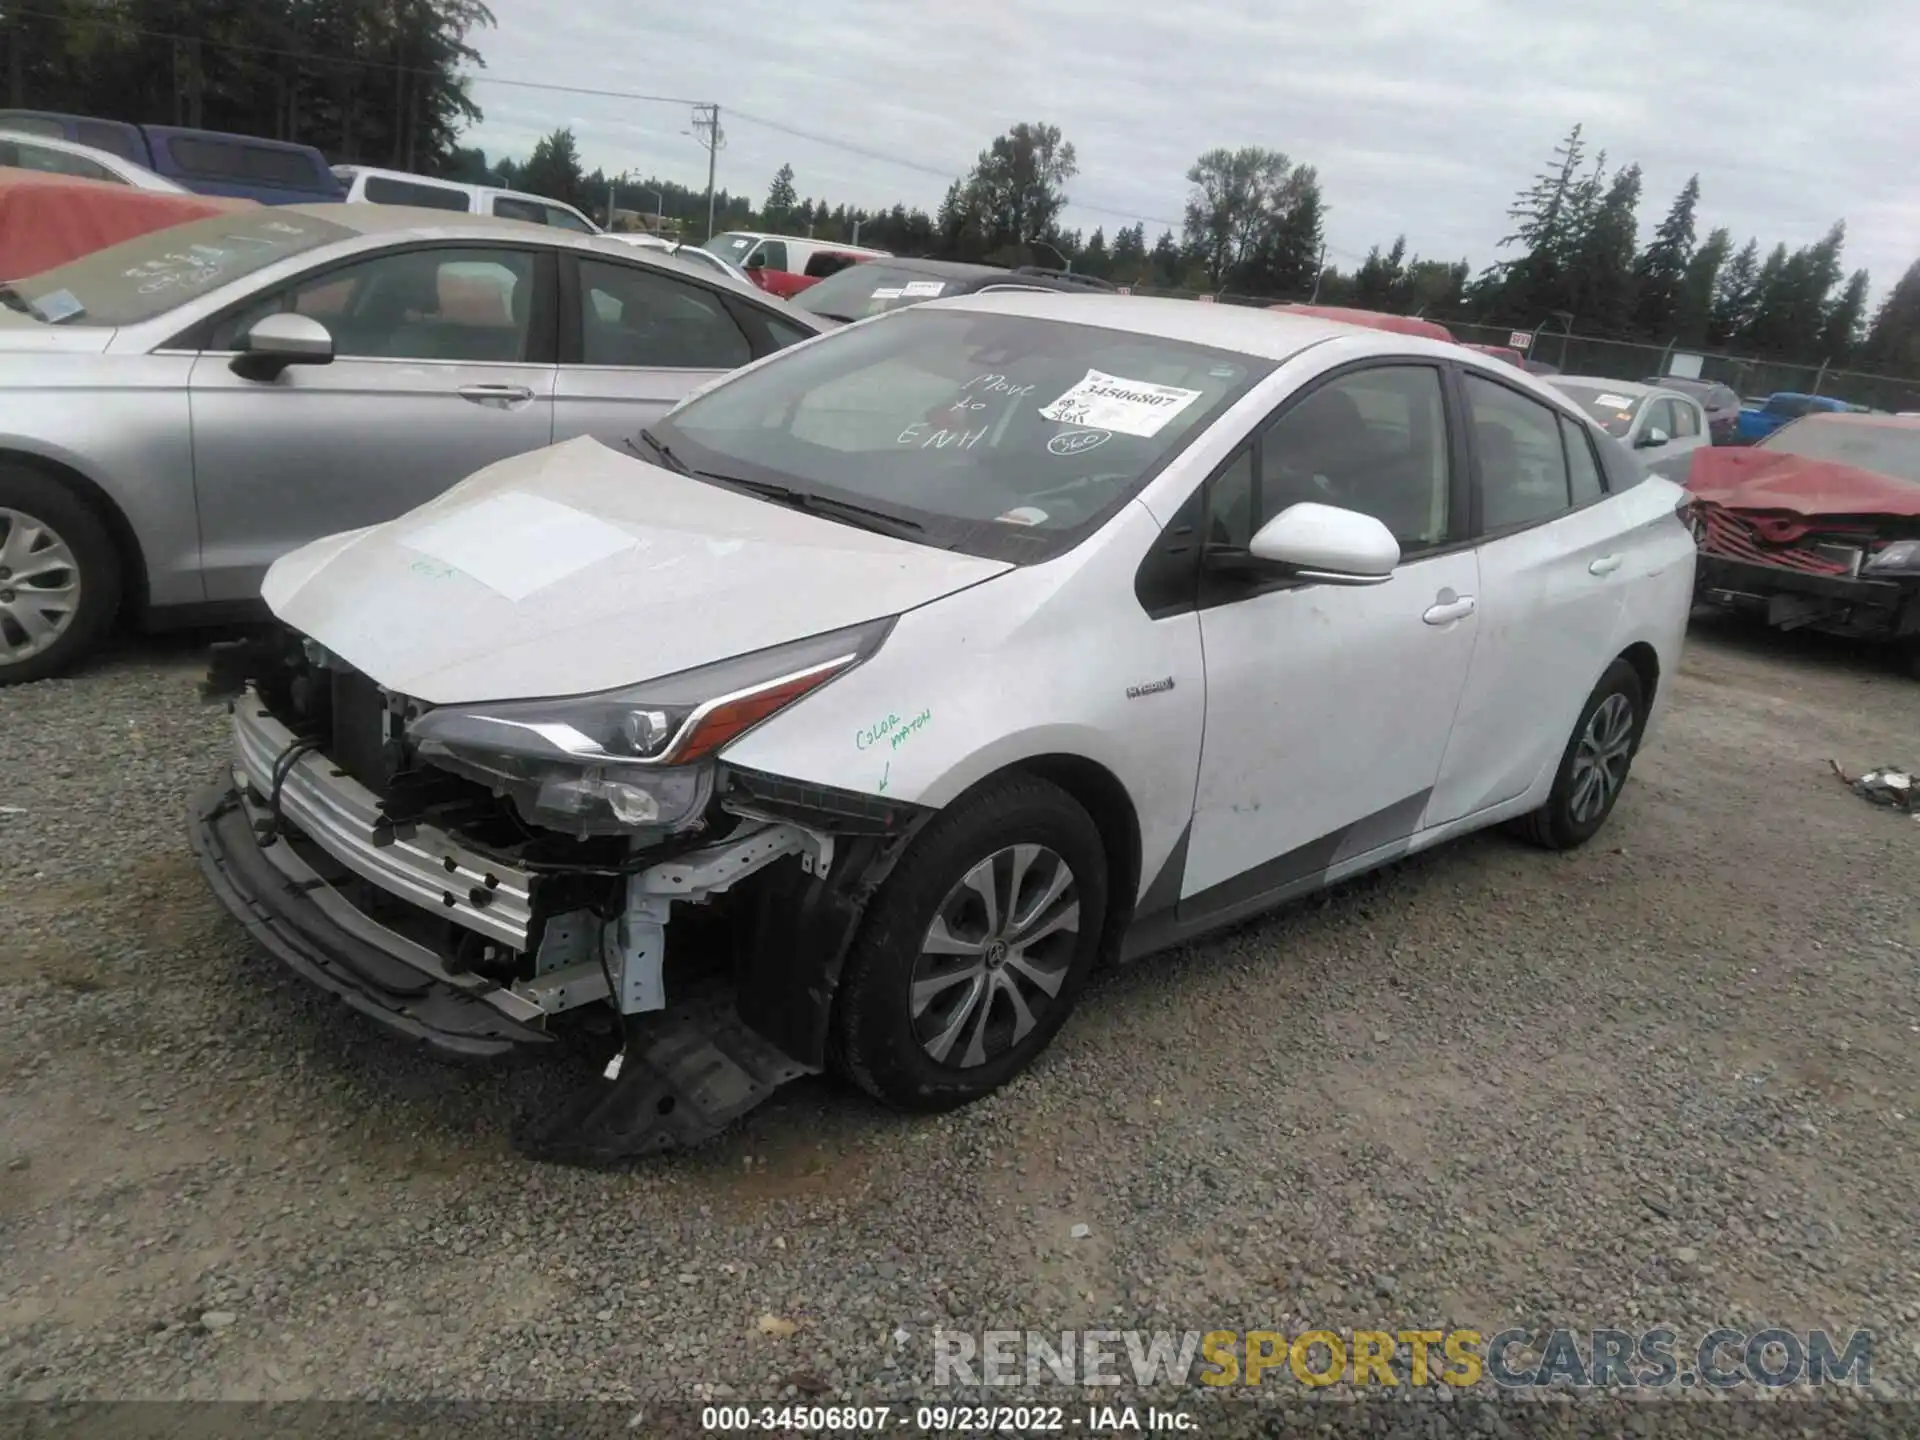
1423, 594, 1477, 625
457, 383, 535, 409
1589, 553, 1624, 576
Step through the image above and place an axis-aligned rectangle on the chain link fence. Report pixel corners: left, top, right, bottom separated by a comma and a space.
1122, 285, 1920, 414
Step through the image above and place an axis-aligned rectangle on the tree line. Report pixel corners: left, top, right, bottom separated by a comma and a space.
4, 0, 492, 174
4, 0, 1915, 377
492, 118, 1917, 378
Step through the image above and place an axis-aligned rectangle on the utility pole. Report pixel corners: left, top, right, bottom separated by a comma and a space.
1307, 241, 1328, 303
688, 103, 724, 242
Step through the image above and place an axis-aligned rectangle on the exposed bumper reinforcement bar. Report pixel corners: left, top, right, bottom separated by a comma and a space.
189, 783, 553, 1060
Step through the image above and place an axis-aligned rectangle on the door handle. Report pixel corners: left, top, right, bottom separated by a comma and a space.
1422, 595, 1476, 626
1589, 553, 1624, 576
457, 383, 535, 408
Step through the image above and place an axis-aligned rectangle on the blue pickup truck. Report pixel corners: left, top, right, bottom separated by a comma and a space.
1733, 391, 1853, 445
0, 109, 343, 205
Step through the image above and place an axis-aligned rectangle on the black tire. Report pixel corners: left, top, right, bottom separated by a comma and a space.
831, 773, 1108, 1112
1512, 658, 1647, 851
0, 466, 121, 686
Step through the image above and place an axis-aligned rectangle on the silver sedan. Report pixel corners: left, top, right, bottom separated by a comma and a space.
0, 205, 827, 682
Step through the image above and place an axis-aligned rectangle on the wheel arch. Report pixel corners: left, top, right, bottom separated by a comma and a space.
953, 751, 1143, 967
1617, 639, 1660, 727
0, 446, 151, 619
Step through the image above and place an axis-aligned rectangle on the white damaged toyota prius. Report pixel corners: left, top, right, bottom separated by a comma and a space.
190, 293, 1696, 1162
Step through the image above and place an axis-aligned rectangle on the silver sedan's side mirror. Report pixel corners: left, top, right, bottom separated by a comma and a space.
1637, 426, 1670, 448
1247, 502, 1400, 585
230, 312, 335, 382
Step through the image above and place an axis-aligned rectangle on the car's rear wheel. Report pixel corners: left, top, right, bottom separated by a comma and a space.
0, 467, 121, 687
1513, 659, 1646, 850
831, 774, 1107, 1111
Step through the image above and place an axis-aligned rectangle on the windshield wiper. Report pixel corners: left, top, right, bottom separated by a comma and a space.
626, 427, 692, 475
706, 473, 924, 536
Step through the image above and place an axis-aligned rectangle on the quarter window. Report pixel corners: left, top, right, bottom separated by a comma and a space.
576, 259, 752, 369
1230, 365, 1452, 551
1562, 415, 1605, 505
213, 248, 537, 362
1464, 373, 1572, 530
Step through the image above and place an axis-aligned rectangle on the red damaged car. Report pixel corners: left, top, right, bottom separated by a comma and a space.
1686, 413, 1920, 669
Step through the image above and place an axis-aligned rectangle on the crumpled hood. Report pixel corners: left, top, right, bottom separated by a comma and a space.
263, 435, 1011, 704
1685, 448, 1920, 521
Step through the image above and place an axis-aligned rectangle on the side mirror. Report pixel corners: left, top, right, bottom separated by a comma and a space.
229, 312, 334, 382
1637, 426, 1670, 448
1242, 502, 1400, 585
744, 252, 766, 270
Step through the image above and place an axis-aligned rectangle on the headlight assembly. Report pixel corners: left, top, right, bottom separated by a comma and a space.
1863, 539, 1920, 574
407, 617, 894, 837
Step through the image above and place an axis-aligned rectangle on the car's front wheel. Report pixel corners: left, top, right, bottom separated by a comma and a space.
1513, 658, 1646, 850
832, 774, 1107, 1111
0, 466, 121, 686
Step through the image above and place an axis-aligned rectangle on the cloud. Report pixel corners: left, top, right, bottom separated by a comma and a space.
464, 0, 1920, 290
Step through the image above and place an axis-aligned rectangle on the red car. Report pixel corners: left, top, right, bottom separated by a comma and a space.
1687, 413, 1920, 667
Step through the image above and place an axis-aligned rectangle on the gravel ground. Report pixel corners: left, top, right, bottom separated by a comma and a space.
1, 614, 1917, 1425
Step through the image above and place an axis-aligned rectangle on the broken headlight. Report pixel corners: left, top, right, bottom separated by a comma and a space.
1863, 539, 1920, 574
406, 618, 894, 837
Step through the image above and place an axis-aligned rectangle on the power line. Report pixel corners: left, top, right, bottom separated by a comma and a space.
8, 2, 1362, 245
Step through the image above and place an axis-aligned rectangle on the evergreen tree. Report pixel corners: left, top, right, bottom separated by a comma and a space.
518, 128, 585, 207
1860, 257, 1920, 377
1711, 239, 1762, 345
1111, 223, 1148, 281
1817, 269, 1871, 361
1567, 161, 1641, 333
1492, 123, 1591, 321
762, 163, 797, 230
1674, 227, 1730, 349
1631, 174, 1699, 338
1080, 227, 1110, 277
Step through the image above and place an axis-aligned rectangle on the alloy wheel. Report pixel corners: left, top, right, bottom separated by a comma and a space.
909, 843, 1080, 1069
1569, 692, 1635, 824
0, 508, 81, 666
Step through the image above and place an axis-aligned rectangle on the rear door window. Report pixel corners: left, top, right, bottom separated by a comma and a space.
1465, 373, 1573, 530
575, 258, 752, 369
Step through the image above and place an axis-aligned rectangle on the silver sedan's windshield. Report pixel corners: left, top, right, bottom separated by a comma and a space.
653, 307, 1273, 564
9, 210, 354, 326
1551, 382, 1644, 438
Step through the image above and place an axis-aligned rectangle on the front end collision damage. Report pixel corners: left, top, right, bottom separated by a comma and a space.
191, 631, 934, 1163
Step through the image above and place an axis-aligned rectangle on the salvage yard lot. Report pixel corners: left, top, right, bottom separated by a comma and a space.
1, 616, 1917, 1404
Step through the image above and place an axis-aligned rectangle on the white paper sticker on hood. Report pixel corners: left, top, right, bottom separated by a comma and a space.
401, 490, 637, 602
1038, 368, 1203, 437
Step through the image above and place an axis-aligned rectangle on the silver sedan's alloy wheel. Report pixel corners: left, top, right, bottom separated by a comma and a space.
0, 508, 81, 666
1569, 691, 1635, 824
909, 843, 1080, 1069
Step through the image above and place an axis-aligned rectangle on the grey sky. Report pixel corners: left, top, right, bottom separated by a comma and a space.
467, 0, 1919, 295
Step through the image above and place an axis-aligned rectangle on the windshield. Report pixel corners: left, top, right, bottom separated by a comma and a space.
653, 308, 1272, 563
704, 232, 758, 264
7, 209, 354, 326
1552, 382, 1644, 438
1762, 419, 1920, 484
793, 264, 960, 322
